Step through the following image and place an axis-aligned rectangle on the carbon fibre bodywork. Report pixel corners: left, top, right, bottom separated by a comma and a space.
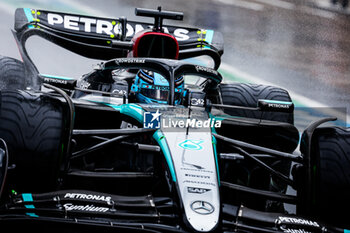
0, 7, 348, 233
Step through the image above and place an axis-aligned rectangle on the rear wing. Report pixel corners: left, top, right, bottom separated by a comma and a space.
14, 8, 223, 65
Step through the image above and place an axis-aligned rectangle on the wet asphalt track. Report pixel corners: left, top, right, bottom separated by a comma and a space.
0, 0, 349, 129
0, 0, 349, 216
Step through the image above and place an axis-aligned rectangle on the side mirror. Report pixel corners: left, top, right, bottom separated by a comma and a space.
0, 139, 8, 200
258, 99, 294, 113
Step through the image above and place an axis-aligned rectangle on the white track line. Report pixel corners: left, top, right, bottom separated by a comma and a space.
301, 6, 336, 19
220, 62, 350, 123
253, 0, 295, 10
216, 0, 265, 11
58, 0, 108, 16
220, 63, 327, 107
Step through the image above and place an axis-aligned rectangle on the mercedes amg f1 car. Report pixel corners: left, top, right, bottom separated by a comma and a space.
0, 7, 349, 233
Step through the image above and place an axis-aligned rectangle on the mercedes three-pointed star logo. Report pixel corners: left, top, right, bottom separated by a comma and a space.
190, 200, 214, 215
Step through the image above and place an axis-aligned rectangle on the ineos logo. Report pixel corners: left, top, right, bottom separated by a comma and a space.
112, 89, 127, 95
190, 98, 204, 106
190, 201, 214, 215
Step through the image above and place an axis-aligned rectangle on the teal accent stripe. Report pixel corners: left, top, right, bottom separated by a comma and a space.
41, 74, 75, 81
23, 8, 34, 22
209, 112, 221, 185
106, 103, 144, 123
120, 104, 144, 123
22, 193, 33, 202
344, 230, 350, 233
22, 193, 38, 217
23, 8, 35, 29
205, 30, 214, 44
153, 130, 176, 182
260, 99, 293, 105
24, 204, 35, 209
26, 213, 39, 217
212, 135, 220, 186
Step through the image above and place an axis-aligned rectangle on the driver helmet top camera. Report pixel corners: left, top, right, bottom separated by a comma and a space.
130, 69, 184, 104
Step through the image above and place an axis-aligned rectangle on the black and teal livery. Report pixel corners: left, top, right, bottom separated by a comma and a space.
0, 6, 350, 233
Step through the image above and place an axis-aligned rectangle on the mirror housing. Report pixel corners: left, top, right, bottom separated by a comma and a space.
40, 74, 77, 90
258, 99, 294, 113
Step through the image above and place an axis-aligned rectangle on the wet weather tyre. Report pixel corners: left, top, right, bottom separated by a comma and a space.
219, 83, 294, 211
0, 90, 64, 192
219, 83, 293, 124
307, 127, 350, 227
0, 56, 25, 90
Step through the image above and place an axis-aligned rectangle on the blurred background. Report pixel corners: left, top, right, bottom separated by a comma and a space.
0, 0, 349, 129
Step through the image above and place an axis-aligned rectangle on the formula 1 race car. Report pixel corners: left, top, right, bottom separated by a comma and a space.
0, 7, 349, 233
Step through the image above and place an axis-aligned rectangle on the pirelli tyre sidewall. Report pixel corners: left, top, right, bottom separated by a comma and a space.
219, 82, 294, 211
302, 127, 350, 228
219, 82, 294, 124
0, 56, 26, 90
0, 90, 65, 193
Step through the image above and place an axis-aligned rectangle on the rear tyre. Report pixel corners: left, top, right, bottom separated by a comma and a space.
0, 90, 64, 192
219, 83, 293, 124
302, 127, 350, 227
0, 56, 26, 90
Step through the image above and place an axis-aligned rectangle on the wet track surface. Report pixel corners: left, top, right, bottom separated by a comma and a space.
0, 0, 349, 217
0, 0, 349, 128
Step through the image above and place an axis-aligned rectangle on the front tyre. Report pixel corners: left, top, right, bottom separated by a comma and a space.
219, 82, 293, 124
219, 82, 295, 212
0, 90, 64, 193
299, 126, 350, 228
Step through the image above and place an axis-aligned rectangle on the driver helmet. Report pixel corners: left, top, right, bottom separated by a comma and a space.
131, 70, 184, 104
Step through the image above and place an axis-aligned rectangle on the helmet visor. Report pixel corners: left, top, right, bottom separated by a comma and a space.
140, 85, 182, 102
140, 87, 169, 101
